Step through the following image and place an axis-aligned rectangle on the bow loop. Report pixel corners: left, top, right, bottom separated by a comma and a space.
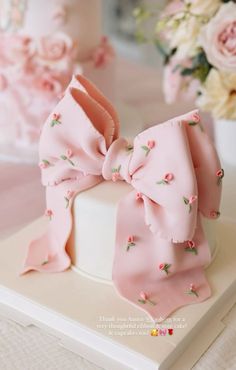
39, 76, 120, 187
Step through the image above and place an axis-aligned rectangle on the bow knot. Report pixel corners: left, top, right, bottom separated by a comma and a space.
102, 137, 132, 183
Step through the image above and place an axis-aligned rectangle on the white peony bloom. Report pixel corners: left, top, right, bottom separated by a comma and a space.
197, 68, 236, 119
199, 2, 236, 72
187, 0, 221, 16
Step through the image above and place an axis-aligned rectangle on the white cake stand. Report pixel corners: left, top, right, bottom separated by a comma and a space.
0, 216, 235, 370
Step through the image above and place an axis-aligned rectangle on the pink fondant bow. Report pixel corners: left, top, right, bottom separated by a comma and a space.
22, 75, 222, 322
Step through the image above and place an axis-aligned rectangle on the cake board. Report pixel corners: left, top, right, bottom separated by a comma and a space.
0, 217, 235, 370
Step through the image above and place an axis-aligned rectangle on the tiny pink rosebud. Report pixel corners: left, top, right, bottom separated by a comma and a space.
112, 172, 119, 182
189, 195, 197, 204
39, 162, 47, 169
136, 192, 142, 200
164, 173, 174, 182
128, 235, 134, 243
0, 74, 7, 91
159, 263, 165, 270
53, 113, 60, 121
45, 209, 53, 217
188, 240, 195, 248
66, 190, 74, 199
190, 283, 196, 291
216, 169, 224, 177
66, 149, 73, 158
192, 112, 200, 123
210, 210, 220, 218
139, 291, 147, 301
147, 140, 155, 149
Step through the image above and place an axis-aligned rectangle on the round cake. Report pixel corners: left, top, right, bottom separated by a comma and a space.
67, 181, 219, 284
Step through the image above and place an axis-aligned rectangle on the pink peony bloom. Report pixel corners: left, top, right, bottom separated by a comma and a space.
200, 3, 236, 72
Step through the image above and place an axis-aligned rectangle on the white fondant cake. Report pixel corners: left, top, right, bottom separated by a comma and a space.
0, 0, 115, 152
67, 181, 218, 284
20, 0, 102, 61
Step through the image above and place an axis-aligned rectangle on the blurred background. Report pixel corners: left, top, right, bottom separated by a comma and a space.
103, 0, 162, 66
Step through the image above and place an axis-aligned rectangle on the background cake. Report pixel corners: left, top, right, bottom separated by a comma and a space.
0, 0, 115, 154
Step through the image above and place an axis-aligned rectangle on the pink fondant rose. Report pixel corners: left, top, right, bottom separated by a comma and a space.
200, 3, 236, 72
35, 71, 63, 96
37, 33, 73, 62
0, 35, 35, 66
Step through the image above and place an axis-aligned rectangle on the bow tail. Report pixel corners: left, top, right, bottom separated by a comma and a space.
112, 190, 212, 322
20, 175, 102, 275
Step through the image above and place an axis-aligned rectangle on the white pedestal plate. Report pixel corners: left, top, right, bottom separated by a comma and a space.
0, 216, 235, 370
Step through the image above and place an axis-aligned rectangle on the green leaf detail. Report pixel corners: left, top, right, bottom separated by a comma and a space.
138, 299, 146, 304
185, 290, 199, 298
51, 119, 61, 127
126, 242, 136, 251
188, 120, 197, 126
68, 158, 75, 166
64, 197, 69, 208
185, 247, 198, 255
156, 180, 168, 185
141, 145, 150, 157
60, 155, 75, 166
183, 197, 189, 205
41, 260, 48, 265
42, 159, 50, 165
112, 165, 121, 173
148, 299, 157, 306
180, 50, 212, 83
126, 144, 134, 152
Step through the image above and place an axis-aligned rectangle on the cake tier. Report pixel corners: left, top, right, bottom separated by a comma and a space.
67, 181, 218, 283
20, 0, 102, 60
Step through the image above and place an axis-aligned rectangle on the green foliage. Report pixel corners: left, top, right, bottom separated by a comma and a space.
180, 51, 212, 82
